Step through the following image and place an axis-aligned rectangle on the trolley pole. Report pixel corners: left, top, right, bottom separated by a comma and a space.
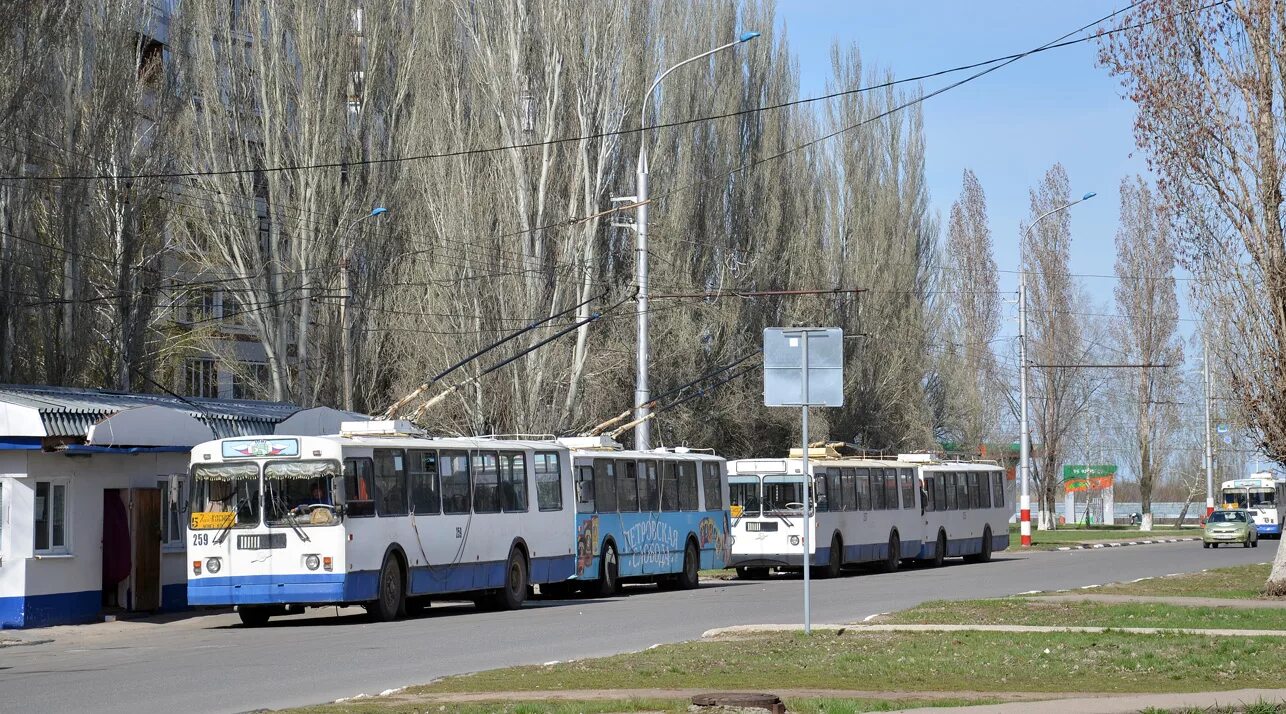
1204, 340, 1215, 518
1019, 278, 1032, 547
800, 330, 812, 635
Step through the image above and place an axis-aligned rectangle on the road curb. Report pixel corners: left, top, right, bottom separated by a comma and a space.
1053, 536, 1200, 551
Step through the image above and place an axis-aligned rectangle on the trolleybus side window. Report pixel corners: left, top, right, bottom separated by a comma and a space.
855, 468, 870, 511
956, 472, 970, 510
534, 452, 562, 511
639, 460, 659, 511
343, 458, 376, 517
923, 474, 937, 512
944, 473, 957, 510
575, 465, 595, 513
900, 469, 915, 510
408, 449, 440, 515
593, 459, 618, 513
934, 473, 947, 511
978, 472, 992, 509
702, 462, 724, 510
678, 461, 699, 511
660, 461, 679, 511
473, 451, 501, 513
841, 468, 857, 512
827, 469, 842, 511
500, 452, 528, 512
440, 451, 471, 515
618, 460, 640, 512
992, 473, 1005, 508
812, 470, 829, 512
883, 469, 899, 510
374, 449, 408, 517
869, 469, 884, 510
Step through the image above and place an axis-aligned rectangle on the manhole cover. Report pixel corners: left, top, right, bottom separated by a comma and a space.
690, 692, 786, 713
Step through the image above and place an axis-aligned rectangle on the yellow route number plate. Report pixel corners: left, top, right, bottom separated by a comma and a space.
730, 505, 743, 518
191, 511, 235, 529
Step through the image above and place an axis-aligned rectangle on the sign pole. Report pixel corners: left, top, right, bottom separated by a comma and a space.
800, 330, 811, 635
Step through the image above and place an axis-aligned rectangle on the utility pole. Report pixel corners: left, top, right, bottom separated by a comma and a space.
1019, 278, 1032, 547
1204, 339, 1215, 518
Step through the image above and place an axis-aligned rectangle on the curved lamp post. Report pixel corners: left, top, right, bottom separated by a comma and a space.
340, 206, 389, 411
1019, 191, 1094, 546
632, 30, 760, 450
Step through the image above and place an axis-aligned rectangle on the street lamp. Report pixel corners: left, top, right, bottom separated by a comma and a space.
1019, 190, 1093, 546
629, 30, 760, 451
339, 206, 389, 412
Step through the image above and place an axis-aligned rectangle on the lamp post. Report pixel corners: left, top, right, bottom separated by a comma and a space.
1019, 191, 1094, 546
630, 30, 759, 451
339, 206, 388, 412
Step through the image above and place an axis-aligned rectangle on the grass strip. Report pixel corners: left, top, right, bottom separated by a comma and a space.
1083, 564, 1272, 600
881, 598, 1286, 630
405, 630, 1286, 696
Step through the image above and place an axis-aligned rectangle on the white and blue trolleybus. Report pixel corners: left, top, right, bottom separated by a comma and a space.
1221, 474, 1285, 537
187, 423, 731, 625
728, 447, 1009, 577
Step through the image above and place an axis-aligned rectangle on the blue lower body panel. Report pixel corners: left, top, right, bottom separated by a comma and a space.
1257, 524, 1281, 536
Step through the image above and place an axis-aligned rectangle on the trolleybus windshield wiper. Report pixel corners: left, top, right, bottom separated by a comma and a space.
213, 497, 243, 545
267, 484, 310, 543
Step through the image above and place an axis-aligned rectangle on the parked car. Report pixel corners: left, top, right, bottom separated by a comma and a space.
1203, 509, 1259, 549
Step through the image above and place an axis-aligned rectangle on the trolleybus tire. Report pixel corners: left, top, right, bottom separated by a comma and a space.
370, 555, 405, 622
880, 531, 900, 573
932, 530, 947, 567
237, 606, 272, 627
593, 541, 620, 597
676, 540, 700, 590
496, 548, 529, 610
965, 526, 994, 563
821, 535, 843, 578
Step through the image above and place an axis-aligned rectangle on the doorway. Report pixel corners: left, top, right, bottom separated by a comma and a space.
102, 489, 130, 609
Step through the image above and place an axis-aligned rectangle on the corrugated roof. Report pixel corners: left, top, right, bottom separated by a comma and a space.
0, 384, 302, 438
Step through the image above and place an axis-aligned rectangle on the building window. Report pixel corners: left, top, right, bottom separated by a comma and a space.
221, 291, 243, 325
180, 288, 215, 324
158, 479, 184, 546
232, 363, 269, 400
34, 480, 69, 554
184, 358, 218, 398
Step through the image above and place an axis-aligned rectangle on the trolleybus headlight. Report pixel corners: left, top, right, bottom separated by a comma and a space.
205, 557, 221, 574
305, 554, 321, 571
789, 535, 801, 546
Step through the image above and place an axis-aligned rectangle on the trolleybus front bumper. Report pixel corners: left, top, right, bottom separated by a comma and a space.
1257, 523, 1281, 536
188, 573, 365, 606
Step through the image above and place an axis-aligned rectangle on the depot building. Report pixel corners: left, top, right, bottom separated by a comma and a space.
0, 385, 357, 628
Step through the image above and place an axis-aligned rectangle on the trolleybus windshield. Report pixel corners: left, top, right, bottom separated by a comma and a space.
189, 462, 261, 529
263, 461, 342, 526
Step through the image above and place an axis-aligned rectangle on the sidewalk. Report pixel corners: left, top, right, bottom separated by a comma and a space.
886, 688, 1286, 714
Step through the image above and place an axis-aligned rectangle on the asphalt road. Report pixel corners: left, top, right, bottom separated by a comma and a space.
0, 540, 1276, 714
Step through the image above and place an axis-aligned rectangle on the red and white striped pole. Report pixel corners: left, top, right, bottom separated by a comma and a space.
1204, 339, 1215, 519
1019, 278, 1032, 546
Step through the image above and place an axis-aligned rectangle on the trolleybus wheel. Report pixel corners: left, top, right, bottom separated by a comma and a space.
676, 541, 700, 590
370, 555, 405, 622
594, 541, 620, 597
965, 526, 994, 563
497, 549, 529, 610
237, 606, 272, 627
932, 530, 947, 567
821, 535, 843, 578
881, 531, 900, 573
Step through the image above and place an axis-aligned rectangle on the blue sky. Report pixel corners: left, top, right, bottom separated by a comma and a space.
775, 1, 1177, 334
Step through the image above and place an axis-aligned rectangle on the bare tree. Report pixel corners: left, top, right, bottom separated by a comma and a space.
941, 168, 1001, 452
1099, 0, 1286, 590
1112, 176, 1183, 530
1023, 163, 1099, 529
